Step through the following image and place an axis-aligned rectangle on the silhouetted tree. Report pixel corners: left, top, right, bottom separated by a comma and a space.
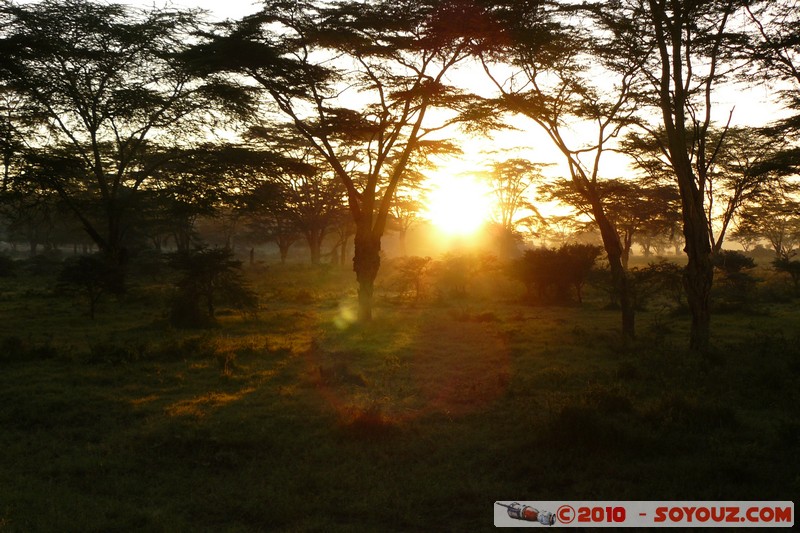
611, 0, 750, 352
480, 157, 545, 235
168, 247, 256, 328
57, 254, 120, 319
0, 0, 248, 276
192, 0, 491, 321
746, 0, 800, 136
479, 1, 640, 339
734, 193, 800, 260
625, 126, 783, 255
393, 255, 433, 301
241, 181, 300, 264
543, 177, 680, 269
773, 257, 800, 294
511, 244, 602, 304
0, 173, 64, 255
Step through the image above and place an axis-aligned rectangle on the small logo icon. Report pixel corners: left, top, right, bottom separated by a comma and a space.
557, 504, 575, 524
496, 502, 556, 526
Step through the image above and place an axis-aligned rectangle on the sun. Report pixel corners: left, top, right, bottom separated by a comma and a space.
424, 173, 493, 236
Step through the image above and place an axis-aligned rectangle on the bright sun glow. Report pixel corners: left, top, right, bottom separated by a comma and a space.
424, 174, 494, 236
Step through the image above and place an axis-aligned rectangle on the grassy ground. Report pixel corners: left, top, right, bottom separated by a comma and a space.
0, 260, 798, 531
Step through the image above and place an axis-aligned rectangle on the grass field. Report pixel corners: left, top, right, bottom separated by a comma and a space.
0, 259, 798, 531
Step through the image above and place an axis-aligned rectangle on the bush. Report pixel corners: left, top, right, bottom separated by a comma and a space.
433, 253, 498, 298
713, 250, 755, 273
168, 247, 257, 329
434, 253, 479, 297
510, 243, 602, 304
772, 257, 800, 295
387, 256, 432, 301
712, 250, 757, 311
629, 260, 685, 310
57, 254, 123, 319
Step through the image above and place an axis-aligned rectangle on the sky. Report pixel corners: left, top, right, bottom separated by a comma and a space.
16, 0, 789, 237
124, 0, 261, 20
13, 0, 262, 20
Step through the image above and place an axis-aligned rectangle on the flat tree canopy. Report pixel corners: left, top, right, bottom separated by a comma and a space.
0, 0, 249, 269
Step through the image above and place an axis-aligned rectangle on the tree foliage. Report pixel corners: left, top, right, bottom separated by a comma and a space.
510, 243, 602, 304
190, 0, 493, 320
606, 0, 753, 352
543, 177, 680, 268
0, 0, 249, 265
480, 157, 545, 234
168, 247, 256, 329
57, 254, 121, 319
478, 0, 644, 339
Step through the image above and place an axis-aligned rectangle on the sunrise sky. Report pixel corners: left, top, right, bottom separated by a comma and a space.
19, 0, 788, 238
147, 0, 259, 19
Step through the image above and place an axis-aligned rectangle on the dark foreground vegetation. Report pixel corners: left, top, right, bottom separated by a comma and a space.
1, 254, 798, 532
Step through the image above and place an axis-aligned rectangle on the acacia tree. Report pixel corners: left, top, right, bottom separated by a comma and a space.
734, 192, 800, 260
386, 164, 432, 257
480, 158, 545, 234
0, 0, 245, 275
543, 177, 680, 269
478, 1, 642, 340
0, 172, 63, 255
706, 128, 785, 253
194, 0, 490, 320
241, 181, 300, 264
245, 124, 348, 264
279, 169, 346, 264
613, 0, 750, 352
390, 194, 425, 257
0, 88, 27, 193
746, 0, 800, 135
625, 126, 782, 256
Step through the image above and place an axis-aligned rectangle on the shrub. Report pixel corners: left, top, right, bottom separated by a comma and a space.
510, 243, 602, 304
387, 256, 432, 301
712, 250, 757, 311
168, 247, 257, 329
772, 257, 800, 295
713, 250, 756, 273
629, 260, 685, 310
57, 254, 123, 319
435, 253, 479, 298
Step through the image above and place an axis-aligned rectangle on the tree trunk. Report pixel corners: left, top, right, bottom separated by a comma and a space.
646, 0, 721, 353
591, 199, 635, 341
278, 243, 289, 264
668, 115, 714, 352
207, 292, 215, 318
614, 262, 635, 342
353, 227, 381, 322
307, 231, 322, 265
106, 208, 127, 265
622, 229, 633, 270
682, 209, 714, 353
